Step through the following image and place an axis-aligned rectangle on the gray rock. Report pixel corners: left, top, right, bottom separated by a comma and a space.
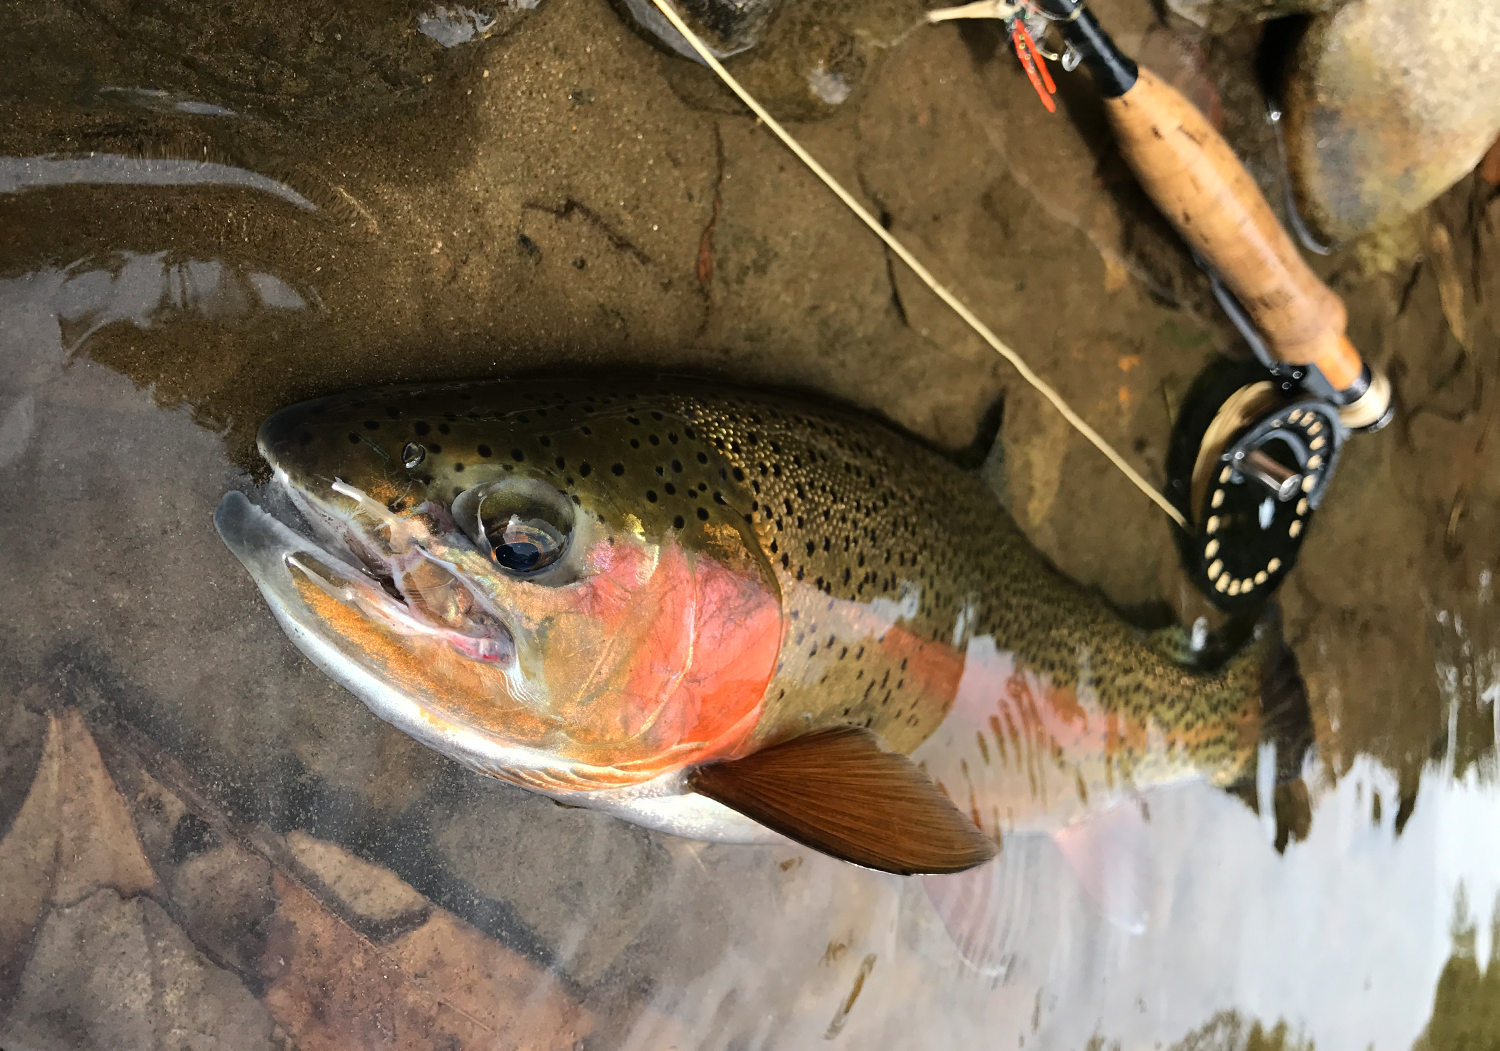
1166, 0, 1341, 32
1282, 0, 1500, 243
3, 890, 274, 1051
612, 0, 781, 60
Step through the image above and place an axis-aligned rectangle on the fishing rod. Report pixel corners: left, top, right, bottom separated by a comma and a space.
647, 0, 1390, 613
934, 0, 1393, 611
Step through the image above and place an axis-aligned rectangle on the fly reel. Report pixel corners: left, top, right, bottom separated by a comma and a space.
1168, 361, 1344, 613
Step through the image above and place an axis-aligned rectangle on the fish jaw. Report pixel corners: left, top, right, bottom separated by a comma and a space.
215, 465, 783, 797
215, 489, 566, 783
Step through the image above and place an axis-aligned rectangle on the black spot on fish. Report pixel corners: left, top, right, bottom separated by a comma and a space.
697, 452, 708, 464
696, 507, 709, 521
453, 463, 465, 472
512, 449, 525, 462
580, 462, 592, 477
646, 490, 658, 502
438, 423, 451, 435
429, 443, 443, 454
364, 420, 379, 430
477, 445, 492, 458
540, 436, 552, 447
347, 433, 360, 444
664, 483, 676, 495
414, 421, 431, 436
556, 457, 566, 469
674, 515, 685, 529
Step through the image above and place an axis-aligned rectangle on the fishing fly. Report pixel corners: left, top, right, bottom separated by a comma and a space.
924, 0, 1069, 112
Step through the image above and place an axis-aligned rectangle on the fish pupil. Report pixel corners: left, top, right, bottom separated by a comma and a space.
494, 541, 543, 571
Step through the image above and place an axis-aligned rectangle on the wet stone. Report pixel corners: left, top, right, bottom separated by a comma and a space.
611, 0, 783, 60
282, 831, 431, 941
1282, 0, 1500, 244
4, 889, 274, 1051
651, 0, 930, 121
431, 785, 669, 986
1165, 0, 1342, 32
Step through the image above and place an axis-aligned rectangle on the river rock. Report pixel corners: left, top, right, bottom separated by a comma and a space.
1165, 0, 1341, 33
622, 0, 928, 121
1282, 0, 1500, 244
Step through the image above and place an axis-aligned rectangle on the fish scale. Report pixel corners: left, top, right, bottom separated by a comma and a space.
257, 377, 1290, 845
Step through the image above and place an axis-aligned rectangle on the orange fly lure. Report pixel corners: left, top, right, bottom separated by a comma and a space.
1010, 14, 1057, 111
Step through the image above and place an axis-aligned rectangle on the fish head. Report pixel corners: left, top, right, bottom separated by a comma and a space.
216, 382, 784, 794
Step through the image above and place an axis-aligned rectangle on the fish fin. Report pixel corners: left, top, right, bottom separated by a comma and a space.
920, 834, 1059, 975
1212, 603, 1314, 788
1052, 801, 1152, 935
1255, 619, 1313, 785
1151, 604, 1314, 789
687, 727, 998, 875
948, 391, 1006, 473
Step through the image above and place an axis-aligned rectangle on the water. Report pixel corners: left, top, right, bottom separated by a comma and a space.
2, 0, 1498, 1047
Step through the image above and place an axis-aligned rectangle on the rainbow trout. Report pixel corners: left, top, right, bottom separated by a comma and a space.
215, 379, 1304, 876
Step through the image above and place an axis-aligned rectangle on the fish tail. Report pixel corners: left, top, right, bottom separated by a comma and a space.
1215, 605, 1314, 788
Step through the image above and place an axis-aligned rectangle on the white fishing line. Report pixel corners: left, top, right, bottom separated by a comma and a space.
645, 0, 1188, 528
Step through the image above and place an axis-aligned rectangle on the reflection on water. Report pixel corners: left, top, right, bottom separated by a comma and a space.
3, 0, 1500, 1044
49, 252, 316, 350
1416, 888, 1500, 1051
0, 156, 315, 210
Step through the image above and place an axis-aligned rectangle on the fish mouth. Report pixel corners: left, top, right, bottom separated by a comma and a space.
216, 476, 520, 669
214, 484, 732, 805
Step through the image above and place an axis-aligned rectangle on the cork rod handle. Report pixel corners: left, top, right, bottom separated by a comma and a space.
1102, 69, 1363, 391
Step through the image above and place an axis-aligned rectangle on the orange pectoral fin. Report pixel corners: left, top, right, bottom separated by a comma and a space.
688, 727, 998, 875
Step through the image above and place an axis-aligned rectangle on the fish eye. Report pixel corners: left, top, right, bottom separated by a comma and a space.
451, 479, 574, 575
481, 505, 567, 572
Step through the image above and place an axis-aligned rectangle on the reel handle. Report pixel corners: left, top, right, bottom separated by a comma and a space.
1044, 1, 1392, 430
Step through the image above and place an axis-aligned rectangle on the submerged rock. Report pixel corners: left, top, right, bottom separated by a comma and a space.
610, 0, 782, 60
1165, 0, 1341, 33
618, 0, 927, 121
1281, 0, 1500, 244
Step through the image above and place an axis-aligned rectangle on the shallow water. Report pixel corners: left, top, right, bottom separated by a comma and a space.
2, 0, 1499, 1047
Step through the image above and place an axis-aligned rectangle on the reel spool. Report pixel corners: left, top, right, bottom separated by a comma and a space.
1168, 360, 1345, 613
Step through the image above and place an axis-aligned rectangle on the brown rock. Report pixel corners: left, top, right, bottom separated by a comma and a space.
1480, 131, 1500, 187
3, 889, 273, 1051
1166, 0, 1341, 33
262, 871, 591, 1051
280, 830, 431, 942
1283, 0, 1500, 243
0, 710, 158, 995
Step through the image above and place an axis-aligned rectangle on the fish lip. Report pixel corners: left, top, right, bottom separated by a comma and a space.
215, 489, 564, 782
219, 475, 519, 668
